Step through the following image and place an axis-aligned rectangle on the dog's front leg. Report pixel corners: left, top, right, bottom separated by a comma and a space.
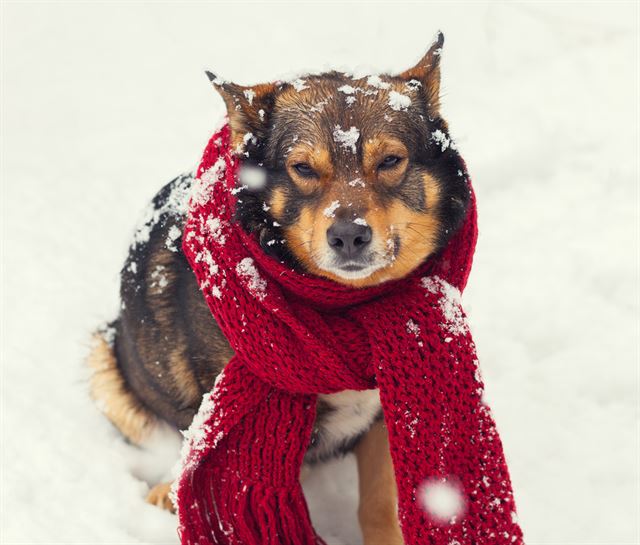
354, 419, 404, 545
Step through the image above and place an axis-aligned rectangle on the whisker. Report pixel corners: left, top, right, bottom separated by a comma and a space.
405, 225, 434, 245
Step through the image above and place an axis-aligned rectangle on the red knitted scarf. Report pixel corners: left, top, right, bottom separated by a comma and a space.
174, 124, 524, 545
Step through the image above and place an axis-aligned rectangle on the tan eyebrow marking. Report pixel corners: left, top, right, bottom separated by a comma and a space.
286, 144, 335, 195
269, 187, 287, 220
363, 136, 409, 184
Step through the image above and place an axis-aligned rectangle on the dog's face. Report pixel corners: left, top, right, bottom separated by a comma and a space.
210, 33, 470, 287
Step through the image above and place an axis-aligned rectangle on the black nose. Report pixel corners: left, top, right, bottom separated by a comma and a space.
327, 221, 372, 258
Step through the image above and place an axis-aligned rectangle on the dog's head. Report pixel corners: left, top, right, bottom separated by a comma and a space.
209, 33, 470, 287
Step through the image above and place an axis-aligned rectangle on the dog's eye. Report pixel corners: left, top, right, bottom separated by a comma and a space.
378, 155, 402, 170
293, 163, 317, 178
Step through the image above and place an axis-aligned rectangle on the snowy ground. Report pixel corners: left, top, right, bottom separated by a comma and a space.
2, 2, 638, 544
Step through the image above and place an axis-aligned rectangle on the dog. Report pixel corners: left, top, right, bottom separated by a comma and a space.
87, 32, 470, 545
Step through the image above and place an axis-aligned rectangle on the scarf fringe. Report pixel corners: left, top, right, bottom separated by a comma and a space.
179, 470, 325, 545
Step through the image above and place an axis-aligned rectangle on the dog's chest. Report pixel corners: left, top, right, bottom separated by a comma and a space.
305, 389, 382, 463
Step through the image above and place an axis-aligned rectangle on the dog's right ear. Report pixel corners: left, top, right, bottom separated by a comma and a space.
397, 32, 444, 111
206, 71, 276, 154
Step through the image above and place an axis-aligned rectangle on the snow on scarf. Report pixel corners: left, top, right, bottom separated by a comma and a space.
173, 124, 524, 545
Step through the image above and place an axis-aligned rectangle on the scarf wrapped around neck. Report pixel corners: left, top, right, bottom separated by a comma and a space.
173, 124, 524, 545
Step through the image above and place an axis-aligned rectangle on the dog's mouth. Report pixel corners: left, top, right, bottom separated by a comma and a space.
325, 261, 386, 280
341, 263, 367, 272
316, 238, 400, 281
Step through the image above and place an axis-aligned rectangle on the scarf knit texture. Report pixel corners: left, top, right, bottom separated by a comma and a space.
174, 124, 524, 545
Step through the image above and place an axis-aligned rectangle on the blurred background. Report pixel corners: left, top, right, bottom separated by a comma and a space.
2, 1, 638, 543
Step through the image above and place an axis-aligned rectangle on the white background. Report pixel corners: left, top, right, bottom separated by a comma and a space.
2, 1, 638, 544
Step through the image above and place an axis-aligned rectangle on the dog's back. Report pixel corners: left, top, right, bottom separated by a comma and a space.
88, 174, 233, 441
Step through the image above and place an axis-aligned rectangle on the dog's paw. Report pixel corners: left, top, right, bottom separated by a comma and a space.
146, 482, 176, 513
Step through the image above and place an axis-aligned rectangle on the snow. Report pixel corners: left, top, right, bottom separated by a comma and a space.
406, 319, 420, 337
150, 265, 169, 290
194, 246, 220, 277
169, 374, 230, 508
242, 89, 255, 105
238, 163, 267, 190
235, 257, 267, 300
242, 131, 256, 148
406, 319, 421, 337
310, 98, 330, 113
431, 129, 453, 152
323, 200, 341, 218
2, 3, 637, 544
165, 224, 182, 252
422, 276, 470, 336
333, 125, 360, 154
418, 478, 465, 523
388, 90, 412, 111
366, 74, 391, 89
133, 174, 193, 247
204, 215, 226, 246
337, 84, 356, 95
290, 78, 308, 92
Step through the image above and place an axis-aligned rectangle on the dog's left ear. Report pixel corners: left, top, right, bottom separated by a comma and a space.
206, 71, 276, 154
398, 31, 444, 111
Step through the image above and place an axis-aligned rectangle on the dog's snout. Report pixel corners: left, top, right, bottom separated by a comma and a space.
327, 221, 372, 258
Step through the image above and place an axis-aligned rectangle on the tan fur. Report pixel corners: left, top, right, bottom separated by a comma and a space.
283, 169, 442, 288
287, 143, 335, 192
269, 186, 288, 220
362, 136, 409, 185
286, 206, 325, 275
146, 482, 176, 513
354, 420, 404, 545
166, 348, 201, 407
86, 332, 157, 445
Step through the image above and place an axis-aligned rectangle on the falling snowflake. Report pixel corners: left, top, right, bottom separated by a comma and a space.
239, 164, 267, 190
418, 477, 466, 523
